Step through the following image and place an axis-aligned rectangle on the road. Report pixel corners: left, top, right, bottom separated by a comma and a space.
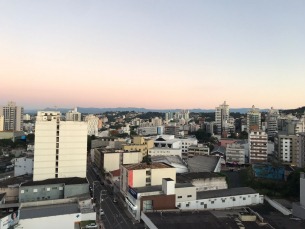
86, 165, 138, 229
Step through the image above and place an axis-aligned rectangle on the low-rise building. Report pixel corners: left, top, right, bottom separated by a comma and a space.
226, 143, 245, 165
14, 157, 34, 177
151, 155, 188, 173
188, 155, 222, 173
218, 138, 237, 147
0, 131, 25, 142
121, 136, 154, 157
148, 148, 182, 158
187, 144, 210, 160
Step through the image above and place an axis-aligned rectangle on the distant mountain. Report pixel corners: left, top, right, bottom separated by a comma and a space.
24, 107, 272, 114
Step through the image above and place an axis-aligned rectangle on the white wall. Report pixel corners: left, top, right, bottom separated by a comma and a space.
14, 157, 33, 177
148, 148, 182, 158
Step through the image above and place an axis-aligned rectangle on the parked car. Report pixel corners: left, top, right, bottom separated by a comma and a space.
113, 198, 118, 203
85, 223, 97, 228
100, 209, 105, 216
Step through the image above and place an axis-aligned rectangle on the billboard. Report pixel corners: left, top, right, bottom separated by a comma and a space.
0, 210, 20, 229
129, 186, 138, 199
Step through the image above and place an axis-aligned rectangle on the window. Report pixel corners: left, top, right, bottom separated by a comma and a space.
52, 187, 57, 190
47, 188, 50, 191
186, 203, 189, 207
211, 201, 214, 204
177, 203, 181, 208
200, 202, 204, 205
33, 189, 38, 193
21, 190, 24, 194
243, 197, 246, 200
178, 196, 182, 199
222, 200, 225, 203
59, 187, 63, 191
42, 197, 45, 200
37, 197, 40, 200
187, 195, 192, 198
233, 198, 236, 201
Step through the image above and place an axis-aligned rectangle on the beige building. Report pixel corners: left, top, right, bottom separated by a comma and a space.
84, 114, 99, 136
120, 163, 176, 196
33, 111, 87, 181
94, 148, 142, 172
275, 132, 299, 165
249, 130, 267, 163
65, 108, 81, 121
0, 102, 24, 131
121, 136, 154, 157
0, 115, 4, 131
187, 144, 210, 160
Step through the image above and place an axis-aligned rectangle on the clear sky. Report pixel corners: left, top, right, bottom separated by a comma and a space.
1, 1, 304, 110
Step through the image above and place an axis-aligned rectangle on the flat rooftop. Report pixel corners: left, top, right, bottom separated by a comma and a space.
177, 172, 220, 183
123, 163, 172, 170
20, 202, 79, 219
0, 174, 33, 188
21, 177, 87, 187
132, 183, 194, 194
196, 187, 257, 200
96, 148, 124, 153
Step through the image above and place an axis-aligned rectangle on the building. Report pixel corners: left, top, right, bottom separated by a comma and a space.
0, 130, 25, 142
98, 119, 103, 129
298, 133, 305, 168
148, 148, 182, 158
138, 127, 158, 136
247, 105, 261, 132
19, 177, 88, 203
266, 107, 279, 138
84, 114, 98, 136
151, 155, 188, 173
0, 102, 24, 131
33, 111, 87, 181
226, 143, 245, 165
151, 117, 162, 126
94, 148, 142, 172
292, 172, 305, 219
274, 131, 299, 165
14, 157, 34, 177
249, 130, 268, 163
174, 110, 190, 121
23, 114, 31, 121
0, 115, 3, 131
120, 163, 176, 197
179, 137, 198, 160
187, 144, 210, 160
91, 136, 120, 148
188, 155, 222, 173
165, 111, 174, 121
215, 101, 230, 135
65, 108, 81, 121
121, 136, 154, 157
164, 126, 180, 137
176, 172, 227, 191
218, 138, 237, 147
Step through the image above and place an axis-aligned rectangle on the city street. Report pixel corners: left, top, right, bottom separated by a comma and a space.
86, 165, 140, 229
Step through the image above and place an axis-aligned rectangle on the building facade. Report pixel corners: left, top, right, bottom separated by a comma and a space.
226, 143, 245, 165
14, 157, 34, 177
249, 130, 268, 163
23, 114, 31, 121
187, 144, 210, 160
298, 133, 305, 168
33, 111, 87, 181
84, 114, 99, 136
65, 108, 81, 121
274, 132, 299, 165
0, 102, 24, 131
247, 105, 261, 132
215, 101, 230, 135
266, 107, 279, 138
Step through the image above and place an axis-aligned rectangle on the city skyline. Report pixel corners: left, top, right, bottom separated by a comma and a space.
1, 1, 305, 109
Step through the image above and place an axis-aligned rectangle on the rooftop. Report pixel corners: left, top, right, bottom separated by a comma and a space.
20, 202, 79, 219
188, 155, 220, 172
211, 146, 226, 154
177, 172, 220, 183
196, 187, 257, 200
132, 183, 194, 193
151, 155, 186, 166
109, 169, 121, 177
123, 163, 172, 170
96, 148, 124, 153
0, 174, 33, 188
21, 177, 87, 187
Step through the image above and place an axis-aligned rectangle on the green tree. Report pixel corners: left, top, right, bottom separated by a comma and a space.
142, 155, 152, 164
130, 130, 137, 136
239, 131, 248, 139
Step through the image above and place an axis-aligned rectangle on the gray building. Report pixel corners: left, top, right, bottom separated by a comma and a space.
91, 137, 119, 148
0, 102, 24, 131
266, 107, 279, 138
19, 177, 88, 203
292, 172, 305, 219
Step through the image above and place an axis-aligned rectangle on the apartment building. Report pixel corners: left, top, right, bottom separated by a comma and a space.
0, 115, 3, 131
0, 102, 24, 131
215, 101, 230, 135
187, 144, 210, 160
174, 110, 190, 121
33, 111, 87, 181
274, 132, 299, 165
247, 105, 261, 132
84, 114, 99, 136
226, 143, 245, 165
65, 108, 81, 121
266, 107, 279, 138
164, 126, 180, 137
298, 133, 305, 168
249, 130, 268, 163
179, 137, 198, 160
94, 148, 142, 172
151, 117, 162, 126
165, 111, 174, 121
23, 114, 31, 121
121, 136, 154, 157
120, 163, 176, 197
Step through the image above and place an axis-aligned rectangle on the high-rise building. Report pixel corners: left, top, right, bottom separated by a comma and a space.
249, 130, 268, 163
23, 114, 31, 121
247, 105, 261, 132
215, 101, 230, 134
174, 110, 190, 121
0, 102, 24, 131
266, 107, 279, 138
33, 111, 87, 181
151, 117, 162, 126
85, 114, 98, 136
298, 133, 305, 168
165, 111, 174, 121
274, 132, 298, 165
65, 108, 81, 121
0, 115, 4, 131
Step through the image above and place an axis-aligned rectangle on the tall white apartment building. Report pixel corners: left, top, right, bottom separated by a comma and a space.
174, 110, 190, 121
0, 102, 24, 131
215, 101, 230, 134
249, 130, 267, 163
33, 111, 87, 181
0, 115, 4, 131
65, 108, 81, 121
247, 105, 261, 132
85, 114, 98, 136
23, 114, 31, 121
266, 107, 279, 138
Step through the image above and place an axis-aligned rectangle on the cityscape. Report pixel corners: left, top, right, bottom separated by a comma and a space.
1, 1, 305, 229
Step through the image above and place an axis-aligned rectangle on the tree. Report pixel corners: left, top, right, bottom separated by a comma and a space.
130, 130, 137, 136
239, 131, 248, 139
142, 155, 151, 164
118, 133, 128, 138
109, 130, 119, 137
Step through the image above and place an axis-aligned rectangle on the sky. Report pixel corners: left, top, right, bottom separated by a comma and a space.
1, 1, 304, 110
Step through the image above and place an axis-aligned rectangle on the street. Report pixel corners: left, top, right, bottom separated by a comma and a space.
86, 165, 140, 229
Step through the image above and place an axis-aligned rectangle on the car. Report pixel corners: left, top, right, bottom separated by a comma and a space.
113, 198, 118, 203
85, 223, 97, 228
100, 209, 105, 216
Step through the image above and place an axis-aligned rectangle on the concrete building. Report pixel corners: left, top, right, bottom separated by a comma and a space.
33, 111, 87, 181
148, 148, 182, 157
226, 143, 245, 165
23, 114, 31, 121
14, 157, 34, 177
0, 130, 25, 142
187, 144, 210, 160
174, 110, 190, 121
84, 114, 98, 136
218, 138, 237, 147
120, 163, 176, 197
179, 137, 198, 160
151, 117, 162, 126
298, 133, 305, 168
247, 105, 261, 132
94, 148, 142, 172
215, 101, 230, 135
188, 155, 222, 173
165, 111, 174, 121
274, 131, 298, 165
164, 126, 180, 138
292, 172, 305, 219
65, 108, 81, 121
249, 130, 268, 163
91, 136, 120, 148
138, 126, 158, 136
0, 115, 3, 131
121, 136, 154, 157
151, 155, 188, 173
267, 107, 279, 138
0, 102, 24, 131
